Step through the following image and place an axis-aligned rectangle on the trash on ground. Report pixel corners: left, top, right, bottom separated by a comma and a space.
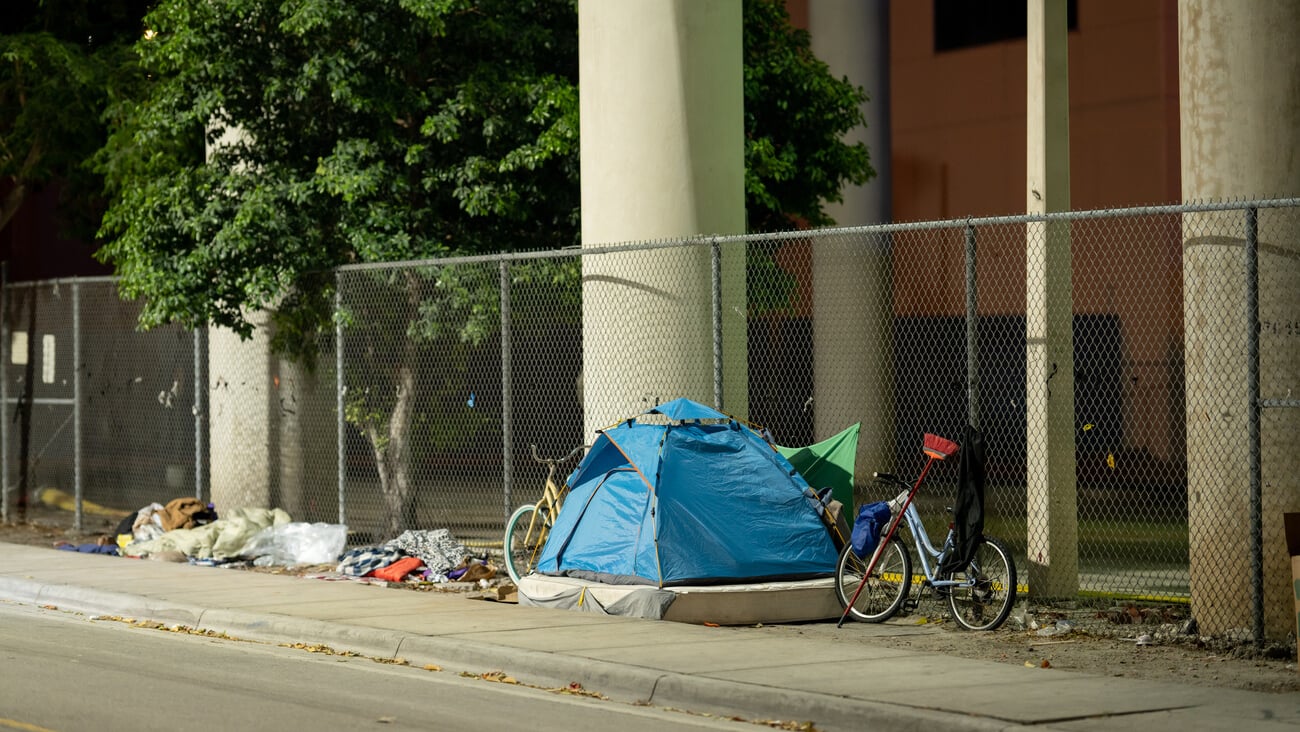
1035, 620, 1074, 637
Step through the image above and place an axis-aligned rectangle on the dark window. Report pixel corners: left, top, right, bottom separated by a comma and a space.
934, 0, 1078, 53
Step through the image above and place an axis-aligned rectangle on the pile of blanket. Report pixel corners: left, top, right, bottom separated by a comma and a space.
124, 508, 350, 568
336, 529, 494, 583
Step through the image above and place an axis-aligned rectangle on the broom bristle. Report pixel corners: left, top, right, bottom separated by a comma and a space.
923, 433, 959, 460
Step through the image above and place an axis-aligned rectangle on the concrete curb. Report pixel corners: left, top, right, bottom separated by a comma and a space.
0, 576, 205, 626
196, 607, 406, 660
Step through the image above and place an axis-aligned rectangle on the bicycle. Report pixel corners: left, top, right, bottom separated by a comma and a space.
834, 433, 1017, 631
502, 444, 585, 584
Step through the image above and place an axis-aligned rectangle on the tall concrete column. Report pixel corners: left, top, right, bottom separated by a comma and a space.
1180, 0, 1300, 637
579, 1, 746, 439
208, 315, 330, 518
1025, 0, 1078, 599
808, 0, 894, 488
208, 315, 276, 510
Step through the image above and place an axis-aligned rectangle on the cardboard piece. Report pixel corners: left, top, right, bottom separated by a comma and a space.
1285, 513, 1300, 670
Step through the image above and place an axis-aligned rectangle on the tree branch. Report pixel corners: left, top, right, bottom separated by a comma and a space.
0, 182, 28, 234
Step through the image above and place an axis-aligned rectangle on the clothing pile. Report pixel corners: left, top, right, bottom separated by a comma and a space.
115, 497, 220, 550
336, 529, 495, 584
55, 496, 222, 557
119, 506, 343, 565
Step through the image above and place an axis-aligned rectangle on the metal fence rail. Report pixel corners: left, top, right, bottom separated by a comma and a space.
3, 198, 1297, 642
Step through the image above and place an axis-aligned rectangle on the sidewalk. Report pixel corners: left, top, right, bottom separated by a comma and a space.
1, 542, 1295, 732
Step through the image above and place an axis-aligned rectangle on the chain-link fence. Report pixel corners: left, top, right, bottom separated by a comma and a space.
0, 277, 200, 535
3, 198, 1298, 642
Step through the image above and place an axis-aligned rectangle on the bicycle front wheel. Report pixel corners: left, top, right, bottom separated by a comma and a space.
834, 537, 911, 623
503, 504, 548, 584
945, 536, 1016, 631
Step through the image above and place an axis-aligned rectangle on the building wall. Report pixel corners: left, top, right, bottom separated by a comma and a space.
889, 0, 1180, 222
791, 0, 1183, 462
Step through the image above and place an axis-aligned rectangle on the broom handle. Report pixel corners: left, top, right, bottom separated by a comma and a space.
836, 456, 937, 628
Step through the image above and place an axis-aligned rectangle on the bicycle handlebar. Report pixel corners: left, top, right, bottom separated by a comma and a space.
872, 472, 910, 489
530, 443, 587, 465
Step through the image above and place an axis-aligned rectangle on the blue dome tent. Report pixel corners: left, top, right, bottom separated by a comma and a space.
533, 398, 838, 587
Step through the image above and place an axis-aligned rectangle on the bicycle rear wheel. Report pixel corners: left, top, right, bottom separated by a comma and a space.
834, 537, 911, 623
503, 505, 548, 584
944, 536, 1016, 631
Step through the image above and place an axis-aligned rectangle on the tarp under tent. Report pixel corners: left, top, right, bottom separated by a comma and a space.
532, 398, 839, 588
776, 422, 861, 527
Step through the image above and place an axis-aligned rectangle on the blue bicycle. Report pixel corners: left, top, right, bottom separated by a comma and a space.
834, 433, 1017, 631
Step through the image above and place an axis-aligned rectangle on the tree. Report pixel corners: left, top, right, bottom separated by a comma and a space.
0, 0, 150, 239
743, 0, 873, 233
94, 0, 871, 534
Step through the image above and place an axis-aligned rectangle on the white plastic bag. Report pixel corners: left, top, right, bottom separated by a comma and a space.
242, 522, 348, 566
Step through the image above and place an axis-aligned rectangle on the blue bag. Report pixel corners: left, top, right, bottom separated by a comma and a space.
850, 501, 893, 558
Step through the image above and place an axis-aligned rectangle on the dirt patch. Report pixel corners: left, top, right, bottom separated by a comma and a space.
3, 512, 1296, 694
770, 600, 1300, 695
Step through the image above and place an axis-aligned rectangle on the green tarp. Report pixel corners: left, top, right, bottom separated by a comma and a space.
777, 422, 860, 526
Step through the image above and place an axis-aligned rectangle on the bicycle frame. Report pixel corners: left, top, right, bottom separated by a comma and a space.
531, 444, 583, 522
519, 452, 574, 548
895, 500, 964, 593
503, 445, 585, 583
836, 432, 958, 628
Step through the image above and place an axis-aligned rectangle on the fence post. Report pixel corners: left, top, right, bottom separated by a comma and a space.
0, 263, 6, 525
335, 274, 347, 527
72, 281, 83, 531
193, 327, 208, 502
711, 238, 723, 411
500, 259, 514, 522
965, 222, 980, 430
1244, 206, 1262, 647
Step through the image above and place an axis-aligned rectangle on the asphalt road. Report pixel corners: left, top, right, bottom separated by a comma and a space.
0, 602, 753, 732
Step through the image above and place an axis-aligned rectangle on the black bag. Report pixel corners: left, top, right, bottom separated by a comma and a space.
937, 424, 986, 576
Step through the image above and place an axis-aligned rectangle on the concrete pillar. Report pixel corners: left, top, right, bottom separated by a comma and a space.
1179, 0, 1300, 637
207, 315, 330, 518
807, 0, 894, 486
1025, 0, 1078, 599
208, 316, 276, 510
579, 1, 746, 438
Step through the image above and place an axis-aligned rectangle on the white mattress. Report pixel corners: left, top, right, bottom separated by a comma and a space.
516, 574, 842, 625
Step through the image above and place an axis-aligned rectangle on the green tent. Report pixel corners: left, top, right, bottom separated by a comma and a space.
777, 423, 861, 526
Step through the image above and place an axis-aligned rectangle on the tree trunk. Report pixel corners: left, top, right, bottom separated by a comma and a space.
0, 183, 28, 235
361, 337, 420, 540
354, 271, 425, 539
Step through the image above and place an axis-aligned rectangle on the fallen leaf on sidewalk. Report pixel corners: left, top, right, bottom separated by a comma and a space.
475, 670, 519, 684
554, 682, 606, 699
